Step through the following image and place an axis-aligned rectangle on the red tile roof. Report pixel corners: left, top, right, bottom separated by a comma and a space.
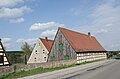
59, 27, 106, 52
40, 38, 53, 52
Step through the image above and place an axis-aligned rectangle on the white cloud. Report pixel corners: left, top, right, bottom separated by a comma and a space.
94, 29, 108, 34
41, 30, 57, 38
1, 38, 12, 49
9, 18, 24, 23
16, 38, 37, 44
30, 22, 64, 31
0, 0, 24, 7
71, 8, 81, 16
105, 23, 113, 27
77, 2, 120, 50
0, 6, 31, 18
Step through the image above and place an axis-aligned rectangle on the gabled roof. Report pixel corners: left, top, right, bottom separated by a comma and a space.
59, 27, 106, 52
40, 38, 53, 52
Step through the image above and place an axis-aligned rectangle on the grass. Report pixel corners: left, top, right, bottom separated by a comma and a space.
0, 59, 103, 79
12, 63, 25, 66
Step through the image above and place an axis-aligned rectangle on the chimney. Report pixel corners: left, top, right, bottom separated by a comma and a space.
45, 37, 48, 41
88, 32, 91, 37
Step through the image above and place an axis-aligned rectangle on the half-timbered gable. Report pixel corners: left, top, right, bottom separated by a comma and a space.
0, 39, 10, 66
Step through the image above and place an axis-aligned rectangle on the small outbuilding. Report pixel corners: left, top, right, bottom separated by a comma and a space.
27, 37, 53, 64
48, 27, 107, 63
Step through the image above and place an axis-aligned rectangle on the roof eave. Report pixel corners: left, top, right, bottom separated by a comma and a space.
76, 50, 107, 53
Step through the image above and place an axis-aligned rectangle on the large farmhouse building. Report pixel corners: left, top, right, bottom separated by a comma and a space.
27, 37, 53, 64
0, 39, 10, 66
48, 27, 107, 63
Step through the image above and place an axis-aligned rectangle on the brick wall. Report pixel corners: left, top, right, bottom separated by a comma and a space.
0, 59, 77, 76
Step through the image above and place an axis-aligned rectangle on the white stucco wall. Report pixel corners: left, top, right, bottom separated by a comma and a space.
77, 52, 107, 63
27, 39, 49, 64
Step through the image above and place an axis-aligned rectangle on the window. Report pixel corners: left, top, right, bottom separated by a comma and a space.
43, 50, 45, 51
44, 57, 46, 61
35, 50, 37, 52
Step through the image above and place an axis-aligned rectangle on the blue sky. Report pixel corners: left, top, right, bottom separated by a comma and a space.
0, 0, 120, 51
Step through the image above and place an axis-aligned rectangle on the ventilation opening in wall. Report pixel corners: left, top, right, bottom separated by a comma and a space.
34, 57, 37, 61
44, 57, 46, 61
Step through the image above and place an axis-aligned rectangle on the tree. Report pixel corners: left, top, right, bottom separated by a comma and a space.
6, 52, 24, 64
21, 42, 33, 64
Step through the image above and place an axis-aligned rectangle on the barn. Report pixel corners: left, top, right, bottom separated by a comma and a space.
0, 39, 10, 66
27, 37, 53, 64
48, 27, 107, 63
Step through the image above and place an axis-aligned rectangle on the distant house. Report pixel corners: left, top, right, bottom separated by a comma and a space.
0, 39, 10, 66
48, 27, 107, 63
27, 37, 53, 64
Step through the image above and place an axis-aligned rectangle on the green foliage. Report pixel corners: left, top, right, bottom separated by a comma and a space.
6, 51, 23, 53
64, 55, 69, 60
21, 42, 32, 57
6, 52, 24, 65
107, 52, 120, 59
107, 54, 113, 58
21, 42, 33, 64
50, 56, 55, 61
59, 43, 64, 52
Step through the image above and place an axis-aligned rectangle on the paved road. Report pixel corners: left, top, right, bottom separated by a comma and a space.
61, 59, 120, 79
18, 60, 115, 79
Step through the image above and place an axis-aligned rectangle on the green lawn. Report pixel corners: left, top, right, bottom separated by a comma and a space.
0, 59, 103, 79
12, 63, 25, 66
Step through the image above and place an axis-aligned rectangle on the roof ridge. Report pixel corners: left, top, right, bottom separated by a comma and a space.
59, 27, 94, 38
39, 38, 53, 41
39, 38, 53, 52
